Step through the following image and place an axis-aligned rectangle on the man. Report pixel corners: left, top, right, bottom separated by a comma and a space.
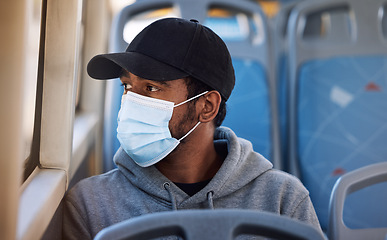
63, 18, 322, 239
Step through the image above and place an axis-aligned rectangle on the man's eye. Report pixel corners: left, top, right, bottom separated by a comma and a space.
121, 83, 131, 90
146, 85, 159, 92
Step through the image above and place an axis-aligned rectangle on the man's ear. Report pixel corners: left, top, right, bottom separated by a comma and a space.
197, 90, 222, 123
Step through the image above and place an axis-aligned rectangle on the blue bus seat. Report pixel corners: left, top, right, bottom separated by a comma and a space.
328, 162, 387, 240
103, 0, 282, 171
298, 55, 387, 229
222, 59, 270, 158
94, 209, 327, 240
203, 5, 279, 163
287, 0, 387, 230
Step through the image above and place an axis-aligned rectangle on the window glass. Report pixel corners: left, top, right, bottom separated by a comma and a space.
257, 0, 281, 18
74, 0, 85, 110
303, 7, 351, 40
123, 7, 180, 44
22, 0, 42, 176
204, 7, 263, 44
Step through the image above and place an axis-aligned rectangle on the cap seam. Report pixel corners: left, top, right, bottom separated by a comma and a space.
179, 24, 230, 100
182, 22, 201, 72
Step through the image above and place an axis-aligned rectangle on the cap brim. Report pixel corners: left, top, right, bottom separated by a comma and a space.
87, 52, 189, 81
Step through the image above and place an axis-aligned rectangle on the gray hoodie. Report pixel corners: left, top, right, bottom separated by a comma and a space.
63, 127, 322, 239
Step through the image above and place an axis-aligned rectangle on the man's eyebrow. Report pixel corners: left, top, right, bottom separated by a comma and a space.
120, 70, 172, 87
155, 80, 171, 86
144, 79, 172, 88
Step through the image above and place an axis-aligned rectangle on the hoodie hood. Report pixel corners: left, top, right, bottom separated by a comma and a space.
114, 126, 273, 209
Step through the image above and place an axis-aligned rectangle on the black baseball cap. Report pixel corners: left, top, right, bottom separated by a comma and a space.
87, 18, 235, 101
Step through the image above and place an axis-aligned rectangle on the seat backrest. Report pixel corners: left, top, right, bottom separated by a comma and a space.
287, 0, 387, 230
328, 162, 387, 240
94, 209, 327, 240
273, 0, 303, 168
103, 0, 282, 171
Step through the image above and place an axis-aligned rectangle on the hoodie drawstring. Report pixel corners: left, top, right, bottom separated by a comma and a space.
163, 182, 178, 211
207, 191, 214, 209
164, 182, 215, 210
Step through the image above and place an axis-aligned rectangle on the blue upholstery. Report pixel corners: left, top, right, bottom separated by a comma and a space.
222, 58, 271, 159
297, 55, 387, 229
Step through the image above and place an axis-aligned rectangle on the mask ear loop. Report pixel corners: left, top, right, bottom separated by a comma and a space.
174, 91, 209, 107
175, 91, 208, 141
178, 122, 201, 141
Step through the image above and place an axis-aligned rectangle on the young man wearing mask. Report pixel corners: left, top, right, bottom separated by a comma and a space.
63, 18, 322, 239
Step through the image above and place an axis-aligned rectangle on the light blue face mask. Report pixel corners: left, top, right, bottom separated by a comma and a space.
117, 90, 208, 167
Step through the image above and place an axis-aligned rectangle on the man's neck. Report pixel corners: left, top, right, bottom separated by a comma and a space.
155, 127, 223, 183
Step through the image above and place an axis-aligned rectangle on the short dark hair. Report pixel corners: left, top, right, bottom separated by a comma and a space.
184, 77, 226, 127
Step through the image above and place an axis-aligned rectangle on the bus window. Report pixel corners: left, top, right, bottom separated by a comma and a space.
204, 6, 264, 44
22, 0, 43, 181
257, 0, 281, 18
205, 7, 252, 42
123, 7, 180, 44
74, 2, 85, 111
